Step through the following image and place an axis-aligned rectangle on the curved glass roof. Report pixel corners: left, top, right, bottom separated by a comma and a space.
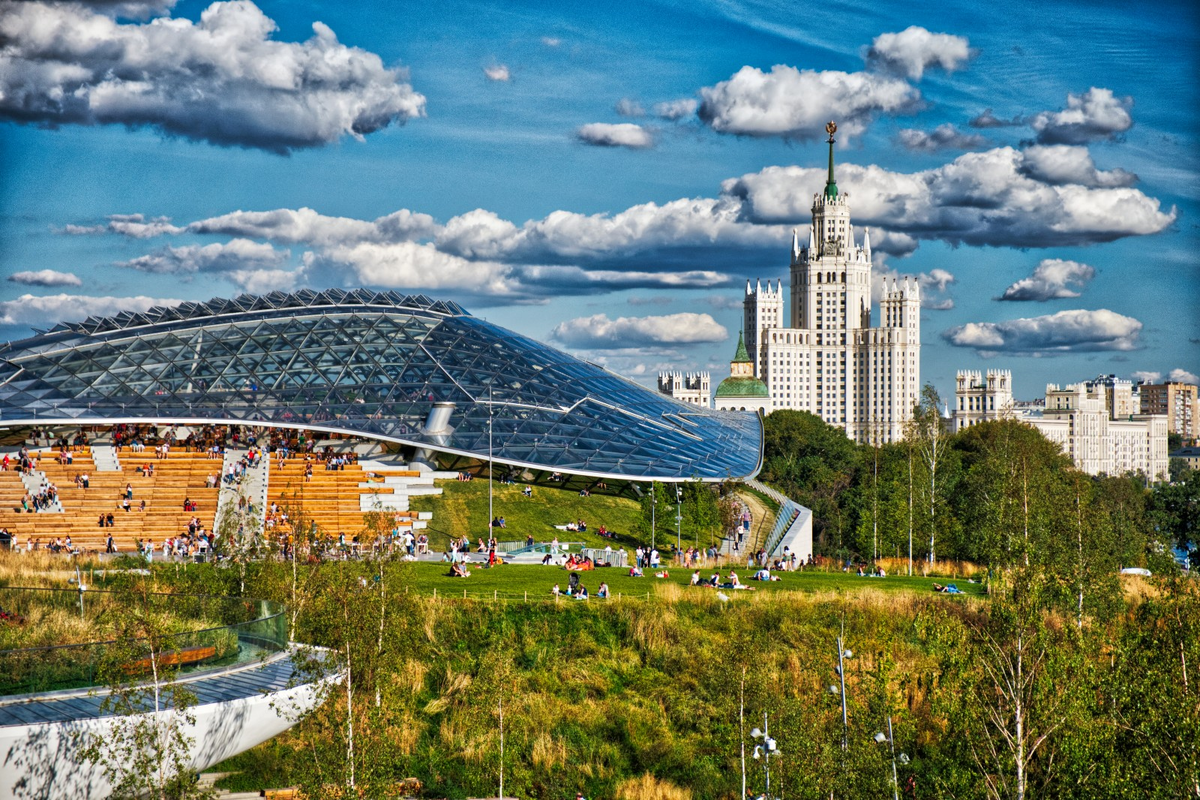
0, 290, 762, 481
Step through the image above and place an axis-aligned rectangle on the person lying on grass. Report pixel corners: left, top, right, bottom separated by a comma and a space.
719, 571, 754, 590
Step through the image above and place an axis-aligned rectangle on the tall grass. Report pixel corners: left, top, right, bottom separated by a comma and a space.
617, 773, 693, 800
0, 550, 95, 588
875, 556, 984, 579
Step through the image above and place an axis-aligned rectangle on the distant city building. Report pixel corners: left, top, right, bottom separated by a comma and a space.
952, 371, 1168, 481
1138, 381, 1198, 442
1036, 382, 1167, 481
713, 331, 771, 414
1171, 445, 1200, 472
951, 370, 1014, 432
657, 371, 711, 408
1089, 374, 1141, 420
740, 122, 920, 444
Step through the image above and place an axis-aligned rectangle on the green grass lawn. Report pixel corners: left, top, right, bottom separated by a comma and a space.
405, 560, 987, 601
408, 479, 651, 551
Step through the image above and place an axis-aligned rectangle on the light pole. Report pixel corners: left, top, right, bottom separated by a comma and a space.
487, 385, 493, 542
874, 716, 908, 800
830, 617, 852, 752
675, 484, 682, 558
650, 481, 656, 551
750, 712, 780, 799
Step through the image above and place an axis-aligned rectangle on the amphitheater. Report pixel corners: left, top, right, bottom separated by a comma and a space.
0, 428, 449, 555
0, 290, 767, 555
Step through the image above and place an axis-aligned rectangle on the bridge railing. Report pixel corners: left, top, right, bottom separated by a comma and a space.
0, 588, 287, 697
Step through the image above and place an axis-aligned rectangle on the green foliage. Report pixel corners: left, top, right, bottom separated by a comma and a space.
759, 410, 858, 552
148, 556, 1197, 799
1149, 473, 1200, 562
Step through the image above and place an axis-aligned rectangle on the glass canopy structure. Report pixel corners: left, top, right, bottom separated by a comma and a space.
0, 290, 762, 483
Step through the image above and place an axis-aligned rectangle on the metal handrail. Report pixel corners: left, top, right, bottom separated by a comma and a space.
0, 588, 287, 697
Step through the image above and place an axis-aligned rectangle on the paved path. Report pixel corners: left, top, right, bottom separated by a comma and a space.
725, 490, 772, 560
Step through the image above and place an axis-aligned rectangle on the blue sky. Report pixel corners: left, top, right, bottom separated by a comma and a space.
1, 0, 1197, 402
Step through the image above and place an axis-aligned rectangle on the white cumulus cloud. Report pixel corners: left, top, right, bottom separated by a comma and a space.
653, 99, 697, 120
576, 123, 654, 149
698, 65, 917, 140
615, 98, 645, 117
62, 214, 183, 238
723, 146, 1175, 248
943, 309, 1142, 354
998, 259, 1096, 302
550, 313, 727, 349
188, 207, 437, 246
1168, 369, 1199, 385
897, 124, 987, 152
1017, 145, 1136, 188
303, 241, 522, 297
484, 64, 511, 82
865, 26, 972, 80
8, 270, 83, 287
969, 109, 1024, 129
1131, 371, 1162, 384
107, 214, 184, 238
1030, 87, 1133, 145
0, 0, 426, 153
117, 239, 288, 274
0, 294, 183, 326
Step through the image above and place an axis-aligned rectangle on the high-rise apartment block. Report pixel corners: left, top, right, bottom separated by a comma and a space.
1138, 381, 1197, 442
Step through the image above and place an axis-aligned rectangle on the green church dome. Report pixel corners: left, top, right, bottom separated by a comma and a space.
715, 376, 770, 399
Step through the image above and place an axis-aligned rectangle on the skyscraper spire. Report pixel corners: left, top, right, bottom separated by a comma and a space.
824, 120, 838, 199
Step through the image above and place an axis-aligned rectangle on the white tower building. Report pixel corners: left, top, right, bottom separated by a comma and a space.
657, 371, 711, 408
741, 121, 921, 443
951, 370, 1015, 432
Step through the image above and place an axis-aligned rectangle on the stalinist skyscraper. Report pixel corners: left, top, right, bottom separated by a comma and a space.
742, 122, 920, 443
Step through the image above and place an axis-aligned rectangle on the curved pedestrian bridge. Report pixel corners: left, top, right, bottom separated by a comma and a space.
0, 588, 337, 800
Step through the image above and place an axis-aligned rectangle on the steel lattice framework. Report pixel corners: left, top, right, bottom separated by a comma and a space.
0, 290, 762, 482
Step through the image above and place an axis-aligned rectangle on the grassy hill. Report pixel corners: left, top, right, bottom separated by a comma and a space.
409, 479, 648, 551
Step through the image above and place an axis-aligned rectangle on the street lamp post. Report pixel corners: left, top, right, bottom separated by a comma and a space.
675, 485, 682, 558
750, 712, 780, 799
874, 716, 908, 800
650, 482, 656, 551
487, 386, 493, 542
829, 617, 852, 752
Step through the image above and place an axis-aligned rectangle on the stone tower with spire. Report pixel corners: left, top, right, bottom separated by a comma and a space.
740, 121, 921, 443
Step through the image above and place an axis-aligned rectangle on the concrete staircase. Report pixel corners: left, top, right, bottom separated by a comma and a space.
90, 445, 121, 472
356, 459, 455, 532
214, 449, 270, 535
19, 468, 63, 513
